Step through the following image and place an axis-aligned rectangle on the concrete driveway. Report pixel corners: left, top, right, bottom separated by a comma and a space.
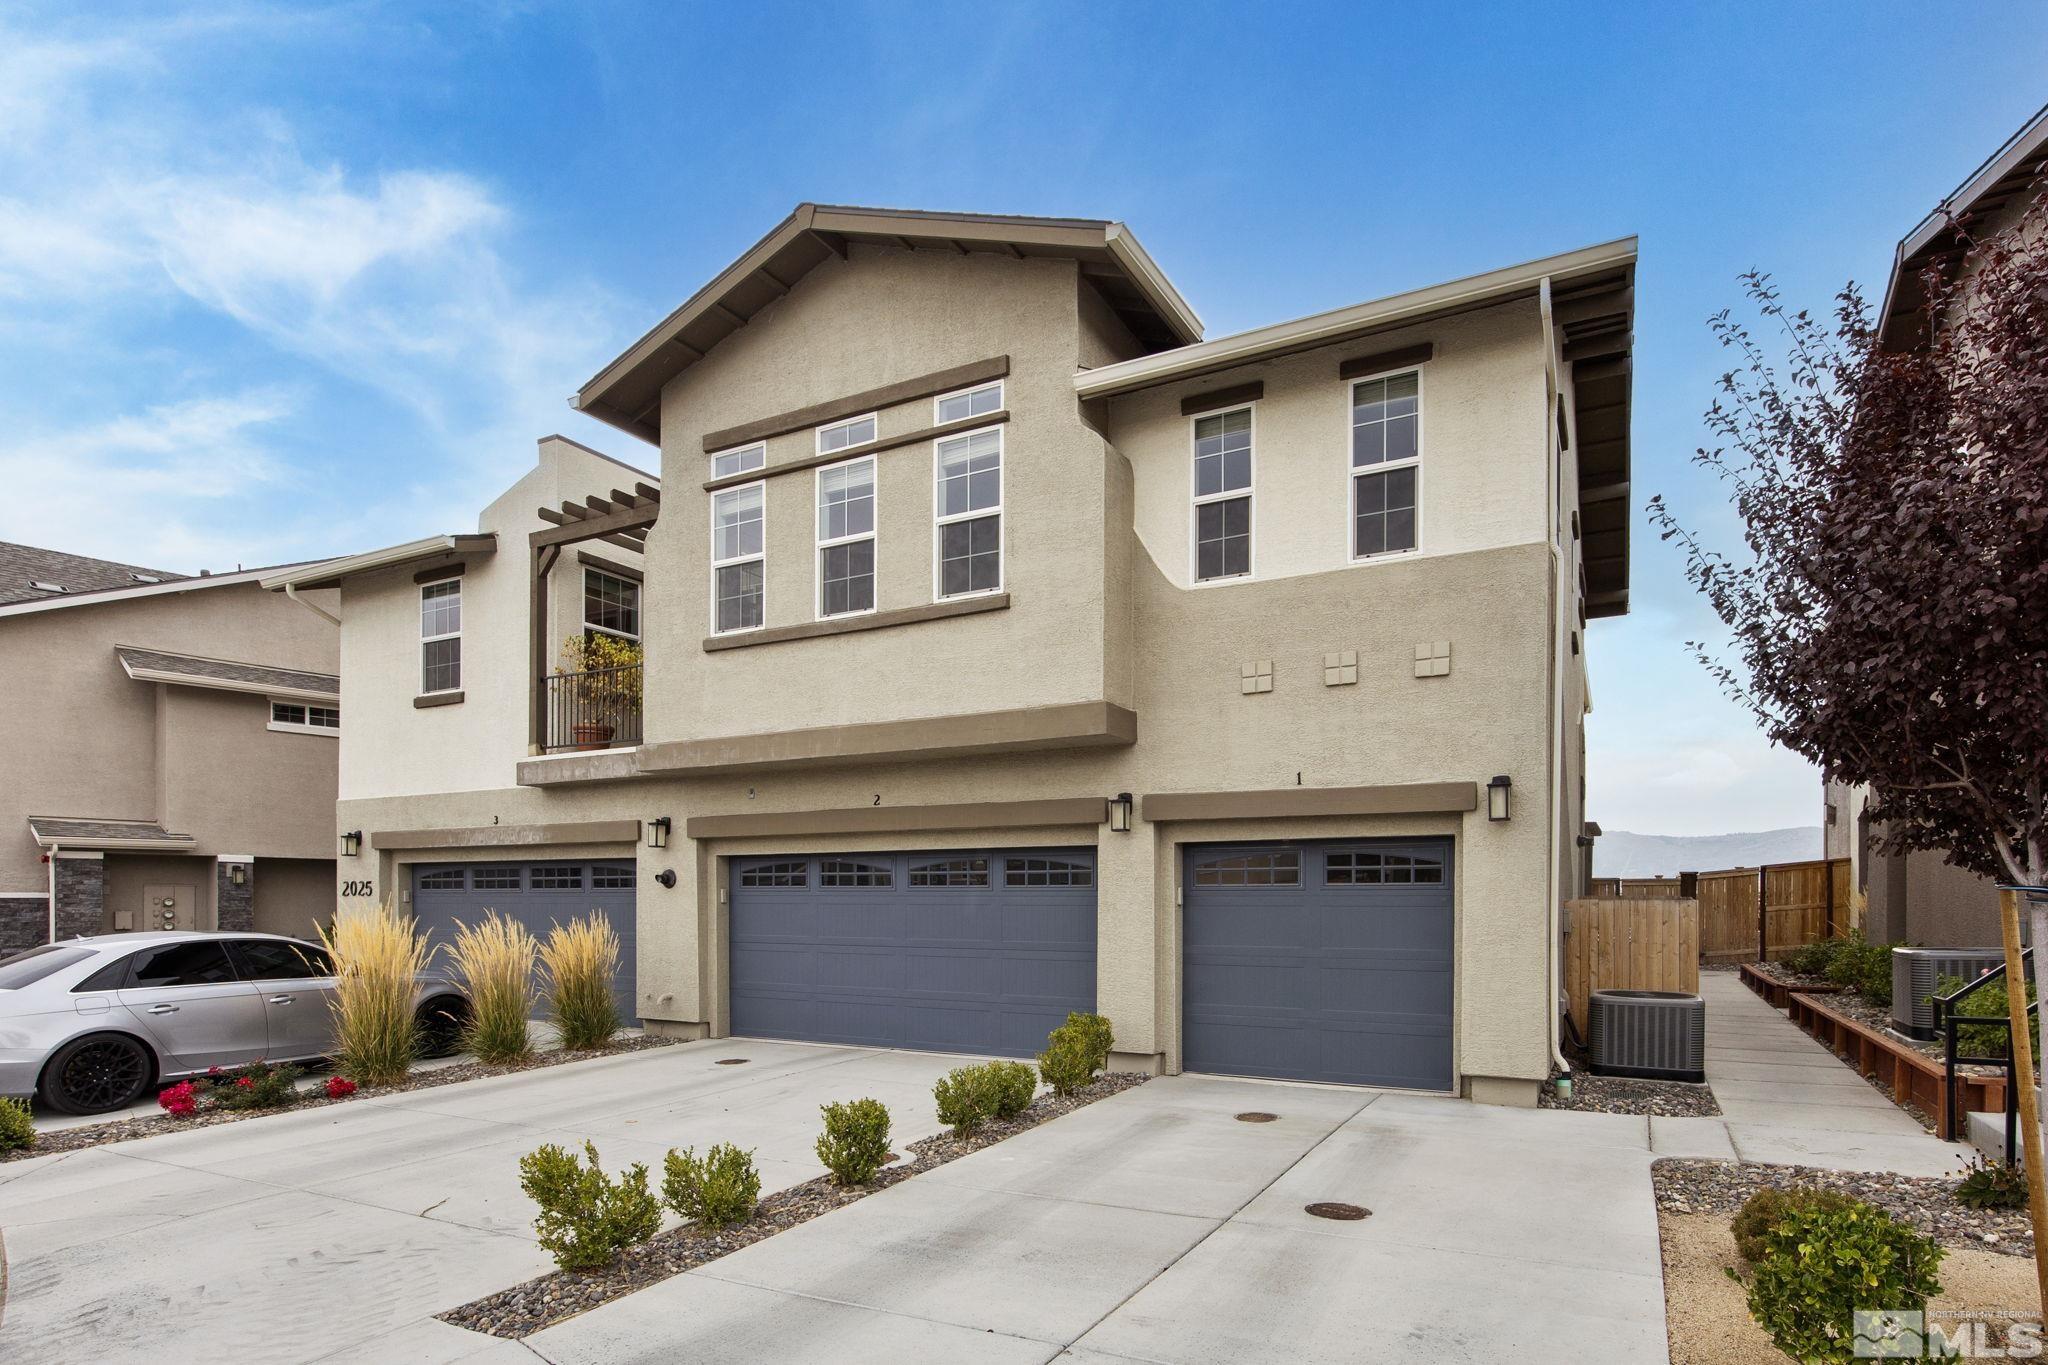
0, 1039, 979, 1365
514, 1075, 1671, 1365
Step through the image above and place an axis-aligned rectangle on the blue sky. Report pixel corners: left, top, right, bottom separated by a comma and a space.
4, 2, 2045, 836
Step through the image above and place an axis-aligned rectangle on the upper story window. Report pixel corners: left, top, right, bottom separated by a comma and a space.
1350, 370, 1420, 558
711, 482, 765, 634
935, 380, 1002, 425
583, 569, 640, 641
1191, 406, 1253, 582
420, 578, 462, 694
934, 427, 1002, 598
269, 700, 340, 735
710, 442, 765, 480
816, 413, 877, 455
817, 457, 876, 618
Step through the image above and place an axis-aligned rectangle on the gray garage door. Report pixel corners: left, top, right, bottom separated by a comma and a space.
1183, 840, 1453, 1090
729, 849, 1096, 1056
411, 860, 638, 1023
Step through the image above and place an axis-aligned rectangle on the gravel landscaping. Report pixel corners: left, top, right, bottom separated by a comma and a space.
1750, 960, 1832, 991
1, 1034, 679, 1163
439, 1071, 1151, 1340
1539, 1069, 1721, 1117
1653, 1157, 2026, 1257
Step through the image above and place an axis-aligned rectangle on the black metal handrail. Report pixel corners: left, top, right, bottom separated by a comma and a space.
1935, 948, 2036, 1162
541, 663, 643, 752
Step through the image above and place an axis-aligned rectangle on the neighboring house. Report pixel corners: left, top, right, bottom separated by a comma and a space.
0, 543, 341, 955
272, 206, 1635, 1106
1825, 103, 2048, 948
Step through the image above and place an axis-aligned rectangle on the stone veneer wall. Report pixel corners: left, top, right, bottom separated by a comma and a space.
52, 857, 105, 940
215, 861, 255, 932
0, 896, 46, 955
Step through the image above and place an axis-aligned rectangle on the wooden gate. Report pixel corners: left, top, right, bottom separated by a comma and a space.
1563, 897, 1701, 1035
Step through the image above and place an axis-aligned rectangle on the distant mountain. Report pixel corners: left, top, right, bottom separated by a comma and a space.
1594, 827, 1823, 879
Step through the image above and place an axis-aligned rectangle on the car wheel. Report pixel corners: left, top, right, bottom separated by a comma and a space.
416, 998, 468, 1059
40, 1033, 155, 1115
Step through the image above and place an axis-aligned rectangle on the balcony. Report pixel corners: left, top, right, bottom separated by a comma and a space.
541, 663, 643, 752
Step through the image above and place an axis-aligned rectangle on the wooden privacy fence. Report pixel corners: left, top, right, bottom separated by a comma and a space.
1665, 858, 1858, 964
1563, 896, 1701, 1035
1698, 870, 1763, 963
1589, 877, 1687, 900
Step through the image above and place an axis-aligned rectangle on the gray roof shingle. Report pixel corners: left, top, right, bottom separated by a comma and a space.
0, 542, 188, 607
27, 816, 197, 847
115, 646, 339, 698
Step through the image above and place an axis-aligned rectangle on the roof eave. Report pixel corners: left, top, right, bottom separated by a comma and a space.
0, 566, 284, 620
258, 534, 496, 593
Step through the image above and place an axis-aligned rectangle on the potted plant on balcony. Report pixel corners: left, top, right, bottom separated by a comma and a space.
558, 633, 644, 749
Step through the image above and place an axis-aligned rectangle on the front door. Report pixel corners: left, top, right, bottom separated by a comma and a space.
115, 939, 267, 1072
128, 883, 199, 934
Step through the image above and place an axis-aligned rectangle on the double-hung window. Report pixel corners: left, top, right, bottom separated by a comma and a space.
711, 482, 766, 633
816, 457, 876, 617
1191, 406, 1253, 582
583, 569, 639, 641
419, 578, 461, 693
1350, 370, 1420, 557
934, 426, 1001, 597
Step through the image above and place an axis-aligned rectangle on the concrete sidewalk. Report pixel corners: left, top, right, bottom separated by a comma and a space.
1647, 970, 1966, 1177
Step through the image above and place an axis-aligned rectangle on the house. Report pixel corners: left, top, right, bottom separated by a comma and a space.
270, 206, 1635, 1106
1824, 102, 2048, 947
0, 543, 341, 955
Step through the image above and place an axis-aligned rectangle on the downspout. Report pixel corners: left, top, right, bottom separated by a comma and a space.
283, 582, 341, 627
1539, 277, 1571, 1080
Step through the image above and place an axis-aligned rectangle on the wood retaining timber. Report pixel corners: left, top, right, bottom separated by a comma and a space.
1783, 990, 2006, 1140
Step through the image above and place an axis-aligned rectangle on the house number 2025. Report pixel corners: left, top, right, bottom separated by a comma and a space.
340, 880, 375, 898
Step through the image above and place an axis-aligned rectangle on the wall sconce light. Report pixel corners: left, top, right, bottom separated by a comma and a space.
1486, 775, 1512, 822
647, 816, 672, 849
654, 869, 677, 889
340, 830, 363, 857
228, 863, 247, 886
1109, 793, 1134, 833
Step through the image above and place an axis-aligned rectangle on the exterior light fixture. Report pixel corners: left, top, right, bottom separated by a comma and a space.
1486, 775, 1512, 822
647, 816, 672, 849
228, 863, 247, 886
340, 830, 363, 857
654, 869, 677, 889
1109, 793, 1134, 833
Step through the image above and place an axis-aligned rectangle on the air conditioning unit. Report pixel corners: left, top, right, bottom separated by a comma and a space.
1588, 990, 1706, 1083
1893, 948, 2009, 1040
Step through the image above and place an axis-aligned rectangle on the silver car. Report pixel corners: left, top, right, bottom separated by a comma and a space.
0, 932, 469, 1114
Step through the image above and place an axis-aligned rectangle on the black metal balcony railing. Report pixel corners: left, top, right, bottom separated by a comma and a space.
542, 663, 643, 752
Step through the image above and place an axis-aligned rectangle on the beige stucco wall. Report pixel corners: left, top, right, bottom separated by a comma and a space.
0, 580, 338, 894
254, 856, 337, 939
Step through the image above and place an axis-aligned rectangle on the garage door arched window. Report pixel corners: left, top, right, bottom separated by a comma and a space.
1326, 849, 1445, 886
739, 861, 807, 888
1004, 857, 1093, 888
819, 860, 892, 888
908, 857, 989, 888
1190, 851, 1300, 887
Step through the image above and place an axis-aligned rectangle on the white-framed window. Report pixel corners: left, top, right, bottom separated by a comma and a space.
816, 456, 876, 618
710, 441, 765, 480
815, 413, 877, 456
1191, 405, 1253, 582
1350, 369, 1421, 558
711, 481, 766, 634
420, 577, 462, 694
935, 380, 1003, 425
934, 425, 1002, 598
268, 700, 340, 735
583, 568, 640, 641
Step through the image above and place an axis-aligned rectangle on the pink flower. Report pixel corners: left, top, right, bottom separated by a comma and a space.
158, 1081, 198, 1117
234, 1076, 255, 1089
324, 1076, 358, 1100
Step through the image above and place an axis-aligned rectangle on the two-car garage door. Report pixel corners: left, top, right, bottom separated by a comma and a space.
411, 860, 638, 1023
728, 849, 1097, 1057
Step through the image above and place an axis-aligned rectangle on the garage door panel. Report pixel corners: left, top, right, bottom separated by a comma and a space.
411, 861, 637, 1023
729, 850, 1095, 1057
1183, 840, 1453, 1090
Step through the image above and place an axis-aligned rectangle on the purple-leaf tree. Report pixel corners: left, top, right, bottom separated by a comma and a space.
1650, 191, 2048, 982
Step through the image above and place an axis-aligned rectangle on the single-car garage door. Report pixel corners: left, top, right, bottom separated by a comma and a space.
729, 849, 1096, 1056
1182, 840, 1452, 1090
411, 860, 638, 1023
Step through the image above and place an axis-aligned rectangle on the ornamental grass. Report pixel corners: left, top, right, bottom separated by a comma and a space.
317, 903, 431, 1086
448, 912, 536, 1064
540, 912, 621, 1052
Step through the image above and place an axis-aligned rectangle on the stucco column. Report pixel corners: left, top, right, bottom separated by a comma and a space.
1096, 817, 1164, 1073
1455, 806, 1551, 1105
642, 815, 709, 1041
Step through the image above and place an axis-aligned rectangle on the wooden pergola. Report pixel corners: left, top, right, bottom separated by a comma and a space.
528, 482, 660, 752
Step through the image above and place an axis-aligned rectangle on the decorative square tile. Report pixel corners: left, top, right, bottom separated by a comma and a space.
1240, 660, 1273, 695
1322, 650, 1358, 686
1414, 640, 1451, 678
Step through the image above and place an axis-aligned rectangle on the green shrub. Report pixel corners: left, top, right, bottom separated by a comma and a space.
1933, 973, 2039, 1060
815, 1098, 891, 1185
1038, 1028, 1097, 1097
985, 1060, 1038, 1118
1955, 1155, 2030, 1210
1782, 938, 1844, 979
663, 1142, 761, 1231
204, 1060, 303, 1111
1743, 1200, 1943, 1364
1730, 1187, 1859, 1264
0, 1096, 33, 1152
1061, 1012, 1115, 1070
933, 1065, 999, 1137
518, 1140, 661, 1271
1824, 930, 1897, 1006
